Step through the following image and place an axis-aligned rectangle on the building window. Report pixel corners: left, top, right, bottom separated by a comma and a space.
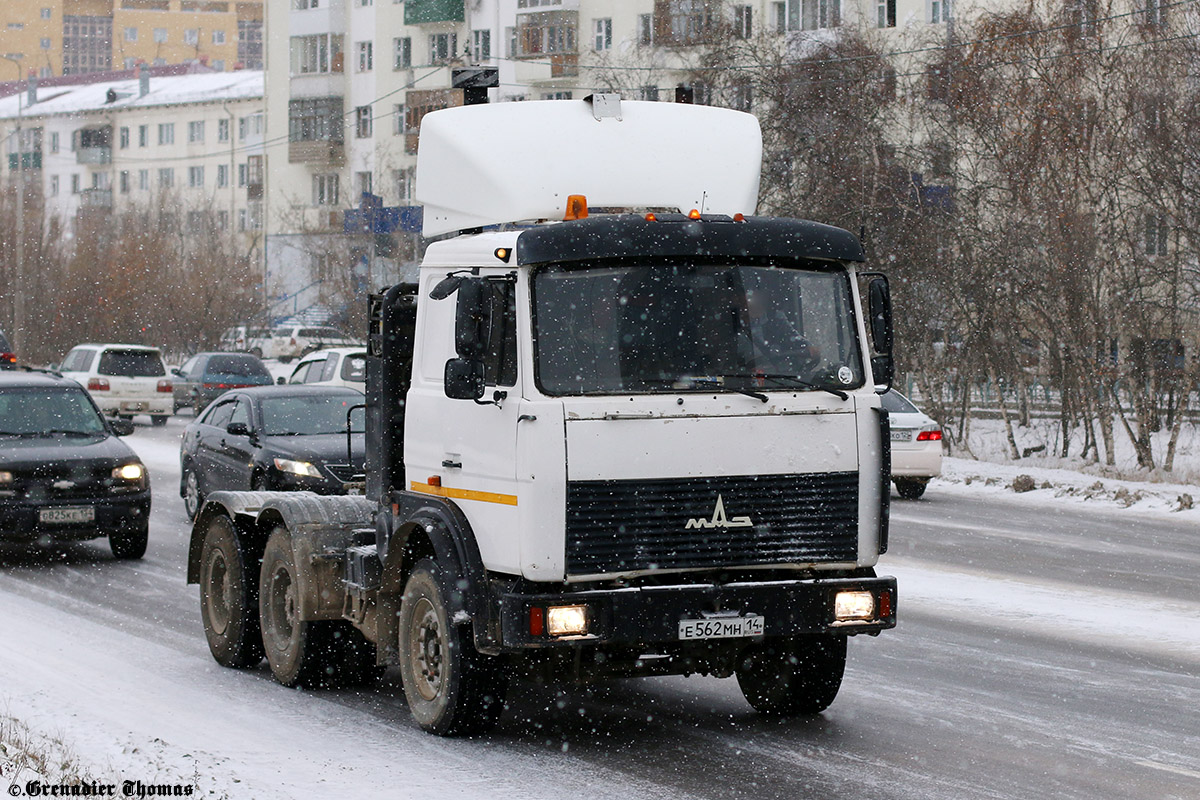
313, 174, 339, 205
71, 174, 80, 194
473, 29, 491, 61
926, 63, 949, 101
393, 103, 406, 134
733, 6, 752, 38
635, 13, 654, 45
217, 164, 229, 188
877, 0, 896, 27
239, 113, 263, 140
594, 18, 611, 50
184, 28, 199, 46
238, 163, 248, 187
213, 30, 226, 45
929, 0, 949, 24
1141, 0, 1167, 29
1145, 215, 1169, 256
355, 106, 373, 138
217, 210, 229, 230
543, 91, 573, 100
218, 118, 229, 142
41, 7, 52, 19
800, 0, 840, 29
40, 37, 51, 50
119, 171, 130, 194
506, 26, 517, 57
771, 2, 786, 32
50, 131, 60, 153
516, 12, 577, 56
294, 0, 319, 8
357, 171, 372, 197
62, 15, 113, 75
188, 120, 205, 143
158, 168, 174, 188
139, 169, 149, 190
357, 40, 373, 71
730, 80, 753, 111
238, 210, 247, 231
238, 19, 264, 69
290, 33, 344, 74
212, 59, 225, 70
50, 175, 59, 196
188, 166, 205, 187
429, 32, 457, 64
138, 125, 148, 147
158, 123, 175, 145
394, 36, 412, 68
395, 167, 414, 200
154, 28, 167, 43
667, 0, 716, 44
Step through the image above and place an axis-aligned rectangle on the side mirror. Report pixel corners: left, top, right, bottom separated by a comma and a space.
444, 357, 485, 400
276, 376, 286, 385
226, 421, 252, 437
454, 279, 492, 359
110, 418, 135, 436
171, 367, 184, 377
867, 276, 894, 392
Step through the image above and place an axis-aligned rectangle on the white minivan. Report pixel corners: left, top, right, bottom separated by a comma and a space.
60, 344, 174, 426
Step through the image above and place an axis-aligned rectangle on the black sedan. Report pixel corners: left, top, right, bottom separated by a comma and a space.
179, 385, 365, 520
0, 371, 150, 558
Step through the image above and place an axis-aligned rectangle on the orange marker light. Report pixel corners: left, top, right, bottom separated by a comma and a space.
564, 194, 589, 220
494, 247, 511, 262
645, 213, 657, 222
733, 213, 746, 222
688, 209, 702, 220
427, 475, 442, 487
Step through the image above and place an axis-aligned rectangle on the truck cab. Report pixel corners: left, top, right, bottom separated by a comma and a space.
187, 95, 897, 737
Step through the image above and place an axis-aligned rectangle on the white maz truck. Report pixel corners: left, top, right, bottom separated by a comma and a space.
187, 93, 898, 736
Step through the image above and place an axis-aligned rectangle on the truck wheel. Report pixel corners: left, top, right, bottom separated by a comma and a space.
151, 414, 169, 427
737, 635, 846, 716
199, 515, 263, 668
109, 520, 149, 560
183, 467, 203, 521
398, 559, 508, 736
895, 478, 928, 500
259, 526, 338, 687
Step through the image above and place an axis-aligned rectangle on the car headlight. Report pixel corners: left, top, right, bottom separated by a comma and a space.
273, 458, 323, 478
0, 470, 12, 484
112, 463, 145, 481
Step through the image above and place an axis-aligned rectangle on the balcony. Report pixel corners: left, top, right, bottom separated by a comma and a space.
404, 0, 464, 24
75, 126, 113, 165
79, 188, 113, 208
288, 140, 345, 167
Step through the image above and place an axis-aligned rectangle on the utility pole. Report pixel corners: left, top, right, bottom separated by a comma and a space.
2, 55, 25, 355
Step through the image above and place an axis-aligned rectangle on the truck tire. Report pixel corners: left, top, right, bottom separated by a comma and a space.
151, 414, 169, 427
258, 526, 339, 687
398, 558, 508, 736
109, 520, 149, 560
895, 478, 928, 500
199, 515, 263, 668
736, 635, 846, 716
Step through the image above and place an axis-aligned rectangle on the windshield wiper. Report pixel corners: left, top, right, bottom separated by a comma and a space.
685, 378, 768, 403
758, 374, 848, 400
46, 429, 104, 437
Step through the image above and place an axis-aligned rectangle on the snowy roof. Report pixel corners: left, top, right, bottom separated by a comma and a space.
0, 70, 263, 121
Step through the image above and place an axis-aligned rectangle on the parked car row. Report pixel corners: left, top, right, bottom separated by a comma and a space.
219, 324, 362, 362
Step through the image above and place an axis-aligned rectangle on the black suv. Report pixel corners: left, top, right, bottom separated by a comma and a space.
0, 330, 15, 369
0, 371, 151, 558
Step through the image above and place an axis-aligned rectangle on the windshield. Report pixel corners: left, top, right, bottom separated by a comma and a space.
99, 349, 165, 377
259, 393, 363, 436
0, 387, 107, 435
206, 355, 270, 379
532, 262, 863, 396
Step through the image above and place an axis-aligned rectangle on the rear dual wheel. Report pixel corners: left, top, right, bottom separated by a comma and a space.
199, 515, 263, 668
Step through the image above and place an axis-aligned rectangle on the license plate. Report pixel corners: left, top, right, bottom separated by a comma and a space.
890, 429, 913, 442
120, 401, 148, 411
679, 614, 765, 640
39, 506, 95, 524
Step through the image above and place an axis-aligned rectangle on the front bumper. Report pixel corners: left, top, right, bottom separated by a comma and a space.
0, 492, 151, 541
496, 574, 896, 649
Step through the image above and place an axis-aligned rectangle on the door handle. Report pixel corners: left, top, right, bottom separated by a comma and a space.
442, 459, 462, 469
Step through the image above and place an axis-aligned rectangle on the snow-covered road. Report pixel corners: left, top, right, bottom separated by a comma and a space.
2, 417, 1198, 799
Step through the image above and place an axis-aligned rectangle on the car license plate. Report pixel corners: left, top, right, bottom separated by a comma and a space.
890, 429, 913, 442
120, 401, 148, 411
679, 615, 764, 640
39, 506, 95, 524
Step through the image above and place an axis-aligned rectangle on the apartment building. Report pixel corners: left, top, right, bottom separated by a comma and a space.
0, 67, 265, 251
0, 0, 263, 79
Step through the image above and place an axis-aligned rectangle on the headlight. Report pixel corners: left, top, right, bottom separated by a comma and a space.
833, 590, 876, 622
273, 458, 323, 478
0, 470, 12, 485
112, 463, 144, 481
546, 605, 589, 637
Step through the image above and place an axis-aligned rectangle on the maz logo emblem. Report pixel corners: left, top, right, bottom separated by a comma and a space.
685, 494, 753, 530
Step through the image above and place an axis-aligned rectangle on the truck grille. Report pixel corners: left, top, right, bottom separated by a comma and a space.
565, 472, 859, 575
